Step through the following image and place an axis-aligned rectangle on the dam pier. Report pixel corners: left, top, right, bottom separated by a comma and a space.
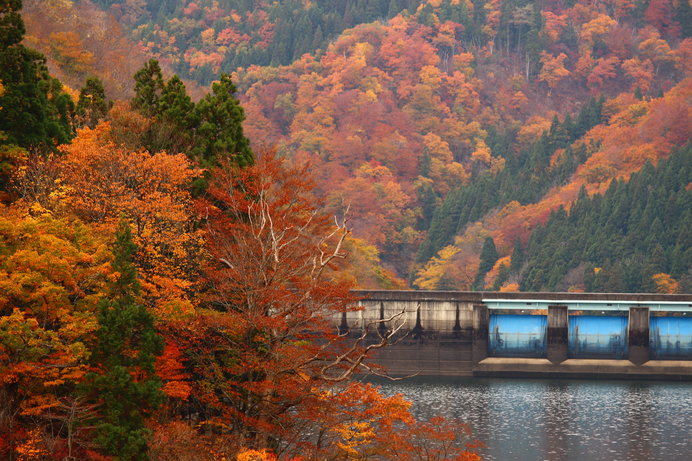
343, 291, 692, 380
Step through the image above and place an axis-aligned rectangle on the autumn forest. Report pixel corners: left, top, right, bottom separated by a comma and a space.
0, 0, 690, 459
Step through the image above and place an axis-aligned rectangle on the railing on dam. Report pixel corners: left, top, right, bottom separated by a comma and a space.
346, 290, 692, 378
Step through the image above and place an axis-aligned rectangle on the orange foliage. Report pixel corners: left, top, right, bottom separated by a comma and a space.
233, 6, 689, 279
580, 14, 617, 44
622, 58, 654, 92
46, 31, 95, 74
305, 382, 482, 460
22, 0, 161, 99
236, 449, 279, 461
587, 56, 621, 91
156, 340, 192, 400
499, 283, 520, 292
539, 52, 570, 89
652, 273, 680, 294
56, 123, 204, 310
0, 206, 112, 457
485, 256, 511, 289
455, 78, 691, 276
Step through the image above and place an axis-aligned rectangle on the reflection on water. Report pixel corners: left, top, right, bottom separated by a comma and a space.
371, 377, 692, 461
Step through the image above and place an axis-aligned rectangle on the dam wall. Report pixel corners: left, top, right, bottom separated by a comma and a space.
346, 291, 692, 380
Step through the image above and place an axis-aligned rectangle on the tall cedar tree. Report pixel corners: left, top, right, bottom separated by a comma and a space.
150, 75, 196, 154
76, 76, 111, 128
131, 59, 164, 117
130, 60, 252, 173
473, 237, 498, 290
86, 220, 163, 460
0, 0, 72, 150
191, 73, 253, 167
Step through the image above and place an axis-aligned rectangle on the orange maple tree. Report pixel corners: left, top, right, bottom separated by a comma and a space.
158, 151, 482, 459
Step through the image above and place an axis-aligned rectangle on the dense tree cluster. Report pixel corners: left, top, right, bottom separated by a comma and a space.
229, 0, 689, 285
417, 98, 604, 266
520, 144, 691, 293
2, 0, 690, 457
413, 78, 690, 292
18, 0, 692, 290
91, 0, 424, 84
1, 4, 483, 460
130, 58, 253, 170
0, 0, 73, 151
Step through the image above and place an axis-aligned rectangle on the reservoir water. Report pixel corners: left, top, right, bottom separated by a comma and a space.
372, 377, 692, 461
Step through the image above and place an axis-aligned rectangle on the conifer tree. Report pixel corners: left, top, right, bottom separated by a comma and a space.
675, 0, 692, 38
510, 237, 524, 273
132, 59, 165, 117
474, 237, 498, 290
0, 0, 73, 150
493, 263, 510, 291
76, 76, 111, 128
86, 220, 163, 460
148, 74, 196, 154
191, 73, 253, 167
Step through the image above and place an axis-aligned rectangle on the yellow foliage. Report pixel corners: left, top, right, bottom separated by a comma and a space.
414, 245, 460, 290
499, 283, 519, 292
420, 65, 443, 87
47, 31, 95, 74
610, 101, 649, 127
15, 428, 49, 461
580, 14, 617, 43
538, 52, 570, 88
61, 83, 80, 103
470, 138, 492, 165
201, 28, 216, 46
236, 449, 278, 461
652, 273, 679, 294
483, 256, 511, 290
335, 420, 377, 456
517, 116, 552, 149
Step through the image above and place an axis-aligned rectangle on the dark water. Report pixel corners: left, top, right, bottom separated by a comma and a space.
372, 377, 692, 461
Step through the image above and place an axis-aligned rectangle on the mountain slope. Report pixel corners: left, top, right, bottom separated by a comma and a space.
31, 0, 692, 291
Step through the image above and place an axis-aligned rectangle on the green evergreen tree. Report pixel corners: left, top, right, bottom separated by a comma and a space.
148, 75, 196, 154
388, 0, 401, 17
132, 59, 165, 117
76, 76, 111, 128
492, 263, 510, 291
510, 237, 524, 273
519, 144, 691, 292
191, 73, 253, 167
675, 0, 692, 38
0, 0, 24, 48
0, 0, 73, 151
473, 237, 498, 290
311, 25, 324, 52
417, 100, 605, 268
634, 86, 643, 100
86, 220, 164, 461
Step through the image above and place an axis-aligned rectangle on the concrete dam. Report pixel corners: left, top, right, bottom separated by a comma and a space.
342, 291, 692, 380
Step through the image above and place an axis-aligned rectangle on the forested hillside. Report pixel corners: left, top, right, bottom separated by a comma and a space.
89, 0, 423, 83
2, 2, 483, 459
230, 0, 691, 291
1, 0, 690, 458
521, 144, 691, 293
29, 0, 692, 291
17, 0, 692, 291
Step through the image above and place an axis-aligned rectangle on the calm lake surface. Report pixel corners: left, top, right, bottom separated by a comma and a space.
371, 377, 692, 461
